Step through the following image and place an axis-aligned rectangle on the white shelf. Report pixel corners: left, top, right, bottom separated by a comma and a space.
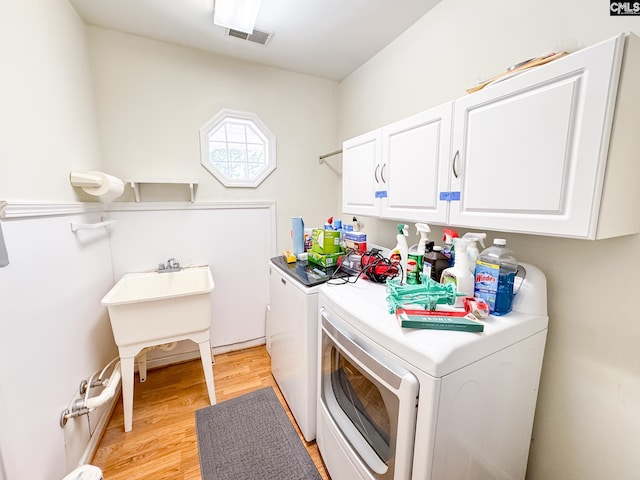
125, 179, 198, 203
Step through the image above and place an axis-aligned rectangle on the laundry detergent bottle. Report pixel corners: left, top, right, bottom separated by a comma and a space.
474, 238, 518, 315
440, 237, 474, 308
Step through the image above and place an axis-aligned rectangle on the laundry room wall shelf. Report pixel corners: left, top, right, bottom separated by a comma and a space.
125, 179, 198, 203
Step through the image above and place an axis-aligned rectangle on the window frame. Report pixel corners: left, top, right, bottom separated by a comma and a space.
199, 109, 276, 188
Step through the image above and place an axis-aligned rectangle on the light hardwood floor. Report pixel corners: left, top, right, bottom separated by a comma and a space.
92, 345, 330, 479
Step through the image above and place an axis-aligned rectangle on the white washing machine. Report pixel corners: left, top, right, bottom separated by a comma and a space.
268, 256, 349, 441
316, 263, 549, 480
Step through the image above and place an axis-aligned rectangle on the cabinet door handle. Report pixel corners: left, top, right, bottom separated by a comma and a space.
452, 150, 460, 179
374, 164, 380, 183
380, 163, 386, 184
281, 278, 286, 285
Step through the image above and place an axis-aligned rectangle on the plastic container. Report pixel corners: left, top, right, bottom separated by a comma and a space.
474, 238, 518, 315
462, 232, 486, 274
440, 238, 474, 308
423, 245, 448, 283
442, 228, 459, 267
390, 224, 409, 283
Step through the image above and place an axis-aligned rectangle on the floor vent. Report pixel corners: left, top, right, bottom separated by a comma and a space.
227, 28, 272, 46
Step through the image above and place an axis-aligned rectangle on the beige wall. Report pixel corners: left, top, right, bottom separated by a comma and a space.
86, 27, 340, 253
339, 0, 640, 478
0, 0, 102, 201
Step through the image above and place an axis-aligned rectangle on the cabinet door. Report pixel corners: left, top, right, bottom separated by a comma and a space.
381, 102, 452, 223
342, 129, 382, 216
449, 34, 625, 238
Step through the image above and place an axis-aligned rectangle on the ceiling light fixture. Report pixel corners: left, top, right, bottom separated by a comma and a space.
214, 0, 263, 34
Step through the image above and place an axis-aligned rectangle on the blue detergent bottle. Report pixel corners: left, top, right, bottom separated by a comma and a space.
474, 238, 518, 315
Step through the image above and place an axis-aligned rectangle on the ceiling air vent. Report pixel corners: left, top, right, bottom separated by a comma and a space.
227, 28, 272, 46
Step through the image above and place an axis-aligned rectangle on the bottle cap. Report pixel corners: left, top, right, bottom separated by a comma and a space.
494, 238, 507, 245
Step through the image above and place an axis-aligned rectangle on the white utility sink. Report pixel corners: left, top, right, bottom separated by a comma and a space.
101, 266, 217, 432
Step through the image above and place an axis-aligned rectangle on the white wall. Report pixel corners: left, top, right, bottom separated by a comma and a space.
0, 0, 102, 201
0, 209, 117, 480
339, 0, 640, 478
0, 1, 113, 479
86, 27, 341, 254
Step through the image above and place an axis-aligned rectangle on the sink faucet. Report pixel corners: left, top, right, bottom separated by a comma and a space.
158, 258, 181, 273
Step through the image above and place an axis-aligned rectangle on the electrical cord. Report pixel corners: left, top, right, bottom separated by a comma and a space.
361, 249, 401, 283
328, 247, 401, 285
328, 246, 361, 285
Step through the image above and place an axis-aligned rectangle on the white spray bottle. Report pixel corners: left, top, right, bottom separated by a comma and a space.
440, 237, 474, 308
414, 223, 431, 255
462, 232, 486, 274
390, 224, 409, 283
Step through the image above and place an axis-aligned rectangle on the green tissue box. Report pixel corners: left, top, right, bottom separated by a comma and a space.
308, 251, 343, 268
311, 229, 341, 254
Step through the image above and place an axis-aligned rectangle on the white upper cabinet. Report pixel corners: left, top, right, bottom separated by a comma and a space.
380, 103, 452, 223
341, 32, 639, 239
448, 32, 640, 239
342, 129, 382, 217
342, 102, 452, 223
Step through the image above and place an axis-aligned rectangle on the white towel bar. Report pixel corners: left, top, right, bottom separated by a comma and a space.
70, 219, 117, 233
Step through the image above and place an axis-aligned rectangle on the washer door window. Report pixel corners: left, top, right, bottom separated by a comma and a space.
320, 309, 419, 480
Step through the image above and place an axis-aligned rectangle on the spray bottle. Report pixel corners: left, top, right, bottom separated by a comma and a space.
440, 237, 474, 308
442, 228, 459, 267
406, 223, 430, 284
390, 224, 409, 283
414, 223, 430, 255
462, 232, 486, 274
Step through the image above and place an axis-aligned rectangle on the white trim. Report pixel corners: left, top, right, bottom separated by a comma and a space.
77, 385, 120, 468
212, 337, 266, 355
1, 202, 104, 219
104, 200, 275, 212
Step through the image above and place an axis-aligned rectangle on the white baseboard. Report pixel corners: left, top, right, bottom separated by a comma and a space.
212, 337, 266, 355
78, 385, 121, 468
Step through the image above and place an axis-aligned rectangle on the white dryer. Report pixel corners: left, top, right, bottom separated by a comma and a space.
317, 263, 548, 480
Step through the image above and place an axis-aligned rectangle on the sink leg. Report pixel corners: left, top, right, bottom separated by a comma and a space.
198, 341, 216, 405
138, 350, 148, 383
121, 356, 135, 432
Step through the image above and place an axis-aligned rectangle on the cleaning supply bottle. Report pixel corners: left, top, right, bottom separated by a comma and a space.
474, 238, 518, 315
390, 224, 409, 283
423, 243, 449, 283
462, 232, 486, 274
440, 237, 474, 308
406, 223, 430, 284
414, 223, 430, 255
442, 228, 459, 267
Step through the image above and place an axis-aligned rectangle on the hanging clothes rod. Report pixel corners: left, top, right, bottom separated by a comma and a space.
319, 149, 343, 164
